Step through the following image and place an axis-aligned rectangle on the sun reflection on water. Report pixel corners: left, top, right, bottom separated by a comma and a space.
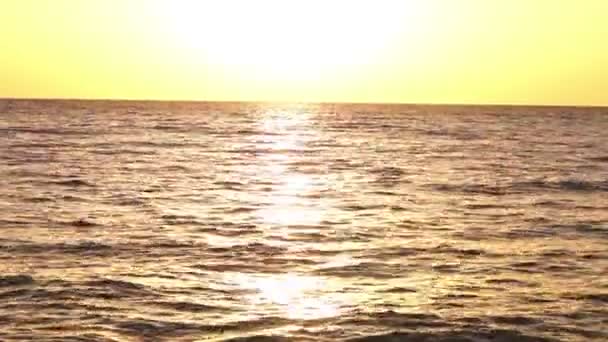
258, 174, 325, 227
256, 109, 327, 229
234, 273, 341, 320
230, 109, 345, 320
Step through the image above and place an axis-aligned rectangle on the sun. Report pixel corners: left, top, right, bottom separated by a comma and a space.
152, 0, 418, 85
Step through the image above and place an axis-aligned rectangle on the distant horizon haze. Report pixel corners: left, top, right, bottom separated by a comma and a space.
1, 97, 607, 109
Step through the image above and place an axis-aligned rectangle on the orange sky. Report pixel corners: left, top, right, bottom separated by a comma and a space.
1, 0, 607, 105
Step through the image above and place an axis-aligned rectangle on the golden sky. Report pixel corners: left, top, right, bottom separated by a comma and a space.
1, 0, 607, 105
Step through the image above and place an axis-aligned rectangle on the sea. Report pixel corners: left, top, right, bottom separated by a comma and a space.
0, 100, 607, 341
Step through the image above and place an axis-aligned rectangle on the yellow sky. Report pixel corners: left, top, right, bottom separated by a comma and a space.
1, 0, 607, 105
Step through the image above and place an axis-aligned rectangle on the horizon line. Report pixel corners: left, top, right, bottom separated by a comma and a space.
1, 96, 607, 109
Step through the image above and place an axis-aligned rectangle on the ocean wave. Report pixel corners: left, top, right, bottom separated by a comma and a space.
67, 218, 101, 227
222, 336, 292, 342
49, 179, 96, 187
83, 279, 153, 294
429, 178, 608, 195
0, 275, 35, 287
115, 319, 206, 338
0, 280, 154, 302
208, 243, 288, 256
1, 241, 112, 256
588, 156, 608, 162
315, 262, 407, 279
0, 127, 94, 135
347, 329, 556, 342
114, 316, 295, 338
92, 148, 157, 156
562, 293, 608, 303
500, 222, 608, 240
150, 300, 231, 313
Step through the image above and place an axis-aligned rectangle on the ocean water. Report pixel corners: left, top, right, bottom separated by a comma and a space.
0, 100, 607, 341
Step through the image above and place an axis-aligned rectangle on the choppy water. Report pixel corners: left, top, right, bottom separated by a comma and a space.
1, 100, 607, 341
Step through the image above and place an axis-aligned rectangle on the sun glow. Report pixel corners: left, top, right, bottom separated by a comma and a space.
153, 0, 418, 85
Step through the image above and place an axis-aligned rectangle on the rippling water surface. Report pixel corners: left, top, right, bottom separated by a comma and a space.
1, 100, 607, 341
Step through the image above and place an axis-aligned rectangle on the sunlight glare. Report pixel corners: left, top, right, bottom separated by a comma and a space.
235, 273, 340, 320
153, 0, 418, 83
255, 109, 326, 228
